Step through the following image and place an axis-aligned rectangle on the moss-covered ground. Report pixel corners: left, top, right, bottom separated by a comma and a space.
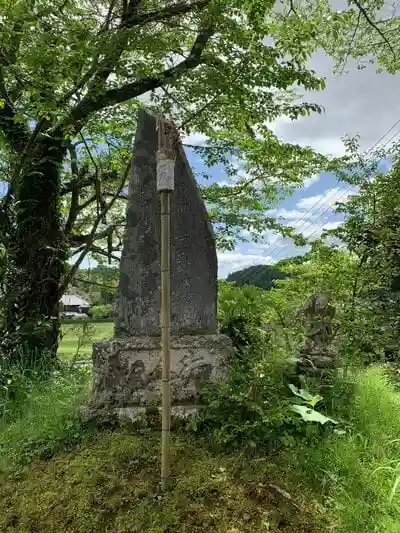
0, 431, 321, 533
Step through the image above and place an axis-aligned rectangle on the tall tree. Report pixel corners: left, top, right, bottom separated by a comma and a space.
0, 0, 327, 366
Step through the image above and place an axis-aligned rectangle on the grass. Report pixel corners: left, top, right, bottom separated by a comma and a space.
58, 321, 113, 360
0, 368, 92, 473
2, 358, 400, 532
0, 364, 322, 533
285, 367, 400, 532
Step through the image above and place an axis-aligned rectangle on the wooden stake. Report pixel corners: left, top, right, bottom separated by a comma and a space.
160, 189, 171, 491
156, 116, 177, 491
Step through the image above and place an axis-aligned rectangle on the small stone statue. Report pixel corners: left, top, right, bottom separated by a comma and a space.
297, 293, 337, 383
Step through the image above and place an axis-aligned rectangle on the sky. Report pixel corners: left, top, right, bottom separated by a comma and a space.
187, 51, 400, 278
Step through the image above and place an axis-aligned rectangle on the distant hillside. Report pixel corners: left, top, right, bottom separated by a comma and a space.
226, 256, 305, 290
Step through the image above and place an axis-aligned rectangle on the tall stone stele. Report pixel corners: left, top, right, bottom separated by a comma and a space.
85, 109, 232, 422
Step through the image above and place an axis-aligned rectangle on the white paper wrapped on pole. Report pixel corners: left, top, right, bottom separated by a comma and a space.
157, 152, 175, 191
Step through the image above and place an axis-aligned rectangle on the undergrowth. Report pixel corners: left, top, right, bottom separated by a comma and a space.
0, 364, 93, 473
2, 363, 400, 532
0, 432, 321, 533
2, 282, 400, 531
285, 367, 400, 532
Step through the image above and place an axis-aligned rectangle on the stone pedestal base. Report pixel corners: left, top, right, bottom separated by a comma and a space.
83, 334, 232, 423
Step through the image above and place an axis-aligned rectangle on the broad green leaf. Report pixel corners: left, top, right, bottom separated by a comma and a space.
288, 383, 313, 402
290, 404, 337, 425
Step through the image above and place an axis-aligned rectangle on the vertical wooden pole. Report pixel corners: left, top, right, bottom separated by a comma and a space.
157, 116, 176, 491
160, 189, 171, 491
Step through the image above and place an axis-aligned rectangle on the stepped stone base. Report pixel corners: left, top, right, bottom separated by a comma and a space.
82, 334, 232, 423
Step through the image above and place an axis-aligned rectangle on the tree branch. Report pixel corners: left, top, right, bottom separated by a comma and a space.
340, 8, 361, 74
69, 224, 121, 245
60, 0, 208, 114
63, 143, 82, 234
288, 0, 297, 16
121, 0, 209, 29
79, 133, 103, 216
73, 2, 144, 108
88, 244, 121, 262
73, 276, 117, 290
63, 24, 214, 132
61, 169, 118, 196
61, 162, 130, 292
67, 141, 79, 177
352, 0, 396, 59
101, 0, 118, 31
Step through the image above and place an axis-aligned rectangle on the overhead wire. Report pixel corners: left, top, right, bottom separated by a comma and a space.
265, 125, 400, 262
240, 118, 400, 267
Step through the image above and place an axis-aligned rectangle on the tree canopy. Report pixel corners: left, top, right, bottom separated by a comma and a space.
0, 0, 329, 263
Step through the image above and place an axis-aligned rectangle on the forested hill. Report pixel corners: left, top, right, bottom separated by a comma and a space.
226, 257, 305, 290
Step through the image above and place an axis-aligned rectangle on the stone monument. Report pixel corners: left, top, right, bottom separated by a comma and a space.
297, 293, 337, 384
85, 109, 232, 422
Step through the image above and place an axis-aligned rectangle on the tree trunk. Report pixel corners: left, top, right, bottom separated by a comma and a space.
4, 132, 66, 369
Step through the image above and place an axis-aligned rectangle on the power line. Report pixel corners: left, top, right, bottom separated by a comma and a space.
266, 126, 400, 262
239, 119, 400, 268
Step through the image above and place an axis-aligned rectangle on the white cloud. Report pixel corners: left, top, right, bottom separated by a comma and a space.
183, 132, 208, 146
269, 115, 292, 135
303, 174, 321, 188
296, 186, 353, 211
218, 251, 274, 277
269, 116, 347, 157
239, 228, 293, 248
306, 138, 346, 157
267, 49, 400, 160
291, 219, 341, 238
273, 207, 312, 220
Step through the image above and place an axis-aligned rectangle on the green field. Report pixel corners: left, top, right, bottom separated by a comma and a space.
58, 321, 113, 360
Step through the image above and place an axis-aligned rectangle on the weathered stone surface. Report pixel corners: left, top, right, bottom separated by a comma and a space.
84, 335, 232, 421
115, 109, 217, 337
83, 111, 231, 424
297, 293, 337, 382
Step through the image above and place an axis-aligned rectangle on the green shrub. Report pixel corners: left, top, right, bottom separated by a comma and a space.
218, 281, 269, 351
190, 282, 310, 449
91, 304, 114, 320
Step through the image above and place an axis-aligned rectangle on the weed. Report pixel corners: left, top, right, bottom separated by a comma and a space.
286, 367, 400, 532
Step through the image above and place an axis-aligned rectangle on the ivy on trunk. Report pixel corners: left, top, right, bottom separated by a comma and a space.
4, 132, 66, 367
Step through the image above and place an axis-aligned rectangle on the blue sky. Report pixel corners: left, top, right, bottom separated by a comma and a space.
185, 143, 349, 278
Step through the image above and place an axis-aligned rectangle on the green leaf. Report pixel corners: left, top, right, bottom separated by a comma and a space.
290, 404, 337, 425
288, 383, 313, 402
305, 394, 324, 408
